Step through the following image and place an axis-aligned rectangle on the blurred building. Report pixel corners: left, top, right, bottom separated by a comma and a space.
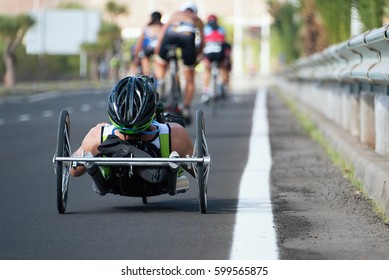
0, 0, 272, 74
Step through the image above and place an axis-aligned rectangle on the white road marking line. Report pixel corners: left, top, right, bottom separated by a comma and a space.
28, 91, 59, 103
42, 110, 54, 118
81, 104, 91, 112
230, 88, 278, 260
97, 100, 105, 108
18, 114, 31, 122
64, 107, 74, 114
0, 119, 4, 125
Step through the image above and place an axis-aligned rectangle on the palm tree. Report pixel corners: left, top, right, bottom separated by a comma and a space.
105, 1, 127, 22
299, 0, 328, 56
268, 0, 301, 63
104, 1, 127, 74
81, 21, 121, 82
0, 14, 35, 89
315, 0, 352, 44
81, 42, 109, 82
355, 0, 385, 31
81, 2, 127, 82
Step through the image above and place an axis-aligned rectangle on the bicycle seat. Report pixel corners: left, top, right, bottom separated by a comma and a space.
166, 44, 179, 60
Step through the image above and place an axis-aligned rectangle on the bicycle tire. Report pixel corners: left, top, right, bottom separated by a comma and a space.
196, 110, 208, 213
171, 69, 181, 112
56, 110, 71, 214
211, 64, 218, 117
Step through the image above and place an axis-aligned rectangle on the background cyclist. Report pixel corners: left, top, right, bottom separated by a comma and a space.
202, 14, 232, 102
154, 1, 204, 124
133, 11, 163, 76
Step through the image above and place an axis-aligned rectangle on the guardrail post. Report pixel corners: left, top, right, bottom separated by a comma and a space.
349, 82, 360, 138
333, 82, 342, 126
375, 86, 389, 156
360, 83, 375, 148
340, 83, 351, 131
313, 81, 323, 116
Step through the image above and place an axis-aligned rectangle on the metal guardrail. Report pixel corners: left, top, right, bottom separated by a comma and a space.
286, 24, 389, 85
281, 25, 389, 219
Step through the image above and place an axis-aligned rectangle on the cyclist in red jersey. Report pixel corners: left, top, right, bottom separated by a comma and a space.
202, 14, 232, 101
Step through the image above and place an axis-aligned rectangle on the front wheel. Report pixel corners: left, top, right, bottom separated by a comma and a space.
55, 110, 71, 214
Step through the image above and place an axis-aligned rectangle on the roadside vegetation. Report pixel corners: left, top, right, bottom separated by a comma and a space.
275, 88, 389, 225
0, 1, 126, 92
268, 0, 389, 70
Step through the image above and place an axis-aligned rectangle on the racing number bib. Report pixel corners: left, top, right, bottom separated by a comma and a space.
204, 42, 222, 54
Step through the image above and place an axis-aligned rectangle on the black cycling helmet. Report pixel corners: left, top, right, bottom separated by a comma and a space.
107, 76, 157, 134
151, 11, 162, 22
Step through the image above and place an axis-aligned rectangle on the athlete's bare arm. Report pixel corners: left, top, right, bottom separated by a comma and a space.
169, 122, 195, 177
70, 123, 107, 177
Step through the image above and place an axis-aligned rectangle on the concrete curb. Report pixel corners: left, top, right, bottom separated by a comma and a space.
294, 100, 389, 218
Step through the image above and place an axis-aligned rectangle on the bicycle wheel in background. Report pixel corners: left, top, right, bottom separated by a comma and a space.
210, 61, 219, 117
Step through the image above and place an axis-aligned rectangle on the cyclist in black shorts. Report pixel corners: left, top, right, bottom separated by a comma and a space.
154, 1, 204, 124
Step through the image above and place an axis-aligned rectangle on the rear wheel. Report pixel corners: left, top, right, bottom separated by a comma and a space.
195, 110, 210, 213
56, 110, 71, 214
210, 63, 218, 117
166, 59, 187, 123
171, 74, 182, 117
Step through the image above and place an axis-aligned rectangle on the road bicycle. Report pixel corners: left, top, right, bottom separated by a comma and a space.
202, 41, 228, 117
209, 60, 225, 117
159, 45, 189, 124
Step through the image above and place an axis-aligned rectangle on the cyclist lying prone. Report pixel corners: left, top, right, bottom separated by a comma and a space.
70, 75, 194, 195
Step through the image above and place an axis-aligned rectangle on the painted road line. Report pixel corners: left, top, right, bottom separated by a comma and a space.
81, 104, 91, 112
230, 88, 278, 260
18, 114, 31, 122
42, 110, 54, 118
28, 91, 59, 103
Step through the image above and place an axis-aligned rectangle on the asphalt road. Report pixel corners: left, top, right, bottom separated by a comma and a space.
1, 76, 389, 261
0, 85, 257, 260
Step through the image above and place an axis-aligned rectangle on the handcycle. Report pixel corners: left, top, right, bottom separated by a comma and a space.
52, 108, 211, 214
